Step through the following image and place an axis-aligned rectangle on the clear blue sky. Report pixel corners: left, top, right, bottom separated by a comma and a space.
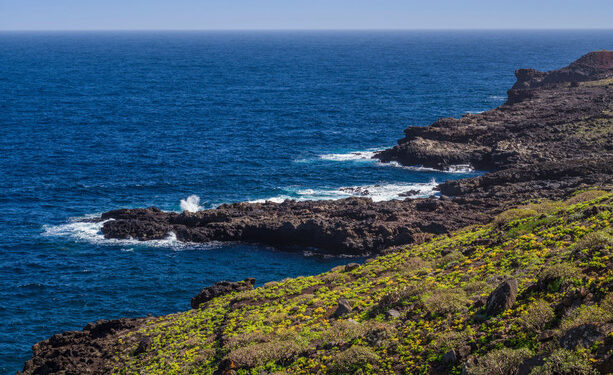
1, 0, 612, 31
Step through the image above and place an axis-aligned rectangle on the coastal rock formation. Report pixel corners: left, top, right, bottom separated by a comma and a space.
100, 197, 485, 256
191, 278, 256, 309
19, 318, 151, 375
376, 51, 613, 171
485, 279, 518, 316
88, 51, 613, 257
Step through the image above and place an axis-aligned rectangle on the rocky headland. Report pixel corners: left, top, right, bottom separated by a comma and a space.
20, 51, 613, 374
96, 51, 613, 256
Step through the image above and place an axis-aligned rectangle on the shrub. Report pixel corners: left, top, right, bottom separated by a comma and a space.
467, 347, 533, 375
327, 345, 380, 374
520, 299, 555, 332
429, 329, 471, 352
600, 292, 613, 313
529, 349, 597, 375
228, 338, 306, 368
564, 190, 608, 205
363, 321, 397, 347
524, 200, 563, 215
316, 320, 366, 347
375, 282, 424, 312
494, 208, 538, 226
437, 251, 466, 269
424, 288, 470, 316
560, 305, 609, 330
538, 263, 579, 292
573, 230, 613, 253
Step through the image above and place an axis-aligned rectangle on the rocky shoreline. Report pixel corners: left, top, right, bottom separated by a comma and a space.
94, 51, 613, 256
20, 51, 613, 374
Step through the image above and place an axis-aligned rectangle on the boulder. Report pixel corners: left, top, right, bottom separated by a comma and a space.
485, 279, 518, 316
333, 297, 353, 317
560, 323, 613, 350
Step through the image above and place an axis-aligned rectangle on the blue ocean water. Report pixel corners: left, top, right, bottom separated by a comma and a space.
1, 30, 612, 373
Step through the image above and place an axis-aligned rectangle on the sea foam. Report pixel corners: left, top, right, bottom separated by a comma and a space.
318, 149, 380, 161
42, 217, 216, 250
180, 195, 202, 212
249, 179, 438, 204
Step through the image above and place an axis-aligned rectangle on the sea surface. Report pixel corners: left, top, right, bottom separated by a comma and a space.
1, 30, 612, 373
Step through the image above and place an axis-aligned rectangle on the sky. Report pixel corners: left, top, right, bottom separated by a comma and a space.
1, 0, 612, 31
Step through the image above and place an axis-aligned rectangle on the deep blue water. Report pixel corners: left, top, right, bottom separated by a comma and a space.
1, 30, 612, 373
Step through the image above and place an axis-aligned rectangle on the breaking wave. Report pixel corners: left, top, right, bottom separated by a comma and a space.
249, 179, 438, 203
313, 149, 475, 174
180, 194, 203, 212
42, 216, 217, 250
317, 149, 381, 161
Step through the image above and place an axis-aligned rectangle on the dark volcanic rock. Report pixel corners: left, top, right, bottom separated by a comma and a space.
101, 197, 486, 256
19, 317, 150, 375
376, 51, 613, 171
485, 279, 519, 316
191, 278, 256, 309
560, 323, 613, 350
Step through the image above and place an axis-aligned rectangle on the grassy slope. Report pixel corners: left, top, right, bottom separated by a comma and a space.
109, 190, 613, 375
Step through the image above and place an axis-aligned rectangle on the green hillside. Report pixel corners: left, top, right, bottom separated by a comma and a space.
110, 189, 613, 375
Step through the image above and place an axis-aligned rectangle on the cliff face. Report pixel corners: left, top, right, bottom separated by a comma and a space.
375, 51, 613, 171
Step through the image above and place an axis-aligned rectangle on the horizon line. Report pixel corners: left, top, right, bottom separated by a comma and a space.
2, 27, 613, 32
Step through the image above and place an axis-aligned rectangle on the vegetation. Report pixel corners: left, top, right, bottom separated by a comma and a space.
109, 189, 613, 374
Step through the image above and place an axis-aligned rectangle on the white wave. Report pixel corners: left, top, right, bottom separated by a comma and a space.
180, 194, 202, 212
42, 218, 216, 251
445, 164, 474, 173
465, 110, 485, 114
489, 95, 507, 100
249, 179, 438, 204
378, 161, 474, 174
318, 149, 381, 161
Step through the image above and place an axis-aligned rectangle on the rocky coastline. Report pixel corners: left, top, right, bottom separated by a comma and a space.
20, 51, 613, 374
95, 51, 613, 256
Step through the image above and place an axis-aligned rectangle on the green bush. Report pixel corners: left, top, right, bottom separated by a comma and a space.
564, 190, 608, 205
573, 230, 613, 253
437, 251, 466, 269
228, 338, 306, 368
327, 345, 380, 374
467, 347, 533, 375
520, 300, 555, 332
316, 320, 366, 347
494, 208, 538, 226
560, 305, 609, 330
529, 349, 597, 375
538, 263, 579, 292
375, 282, 424, 312
424, 288, 470, 316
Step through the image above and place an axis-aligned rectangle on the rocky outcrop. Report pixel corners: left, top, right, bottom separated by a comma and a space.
19, 318, 151, 375
376, 51, 613, 170
100, 197, 487, 256
485, 279, 519, 316
191, 278, 256, 309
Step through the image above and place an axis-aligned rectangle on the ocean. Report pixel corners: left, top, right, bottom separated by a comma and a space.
1, 30, 612, 373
